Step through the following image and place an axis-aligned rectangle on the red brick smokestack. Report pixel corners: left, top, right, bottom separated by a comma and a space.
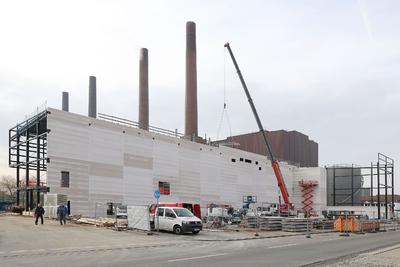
185, 21, 198, 139
139, 48, 149, 130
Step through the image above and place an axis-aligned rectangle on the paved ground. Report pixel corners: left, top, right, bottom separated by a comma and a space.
1, 215, 400, 267
324, 244, 400, 267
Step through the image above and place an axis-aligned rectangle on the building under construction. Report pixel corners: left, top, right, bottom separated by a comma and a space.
8, 21, 395, 219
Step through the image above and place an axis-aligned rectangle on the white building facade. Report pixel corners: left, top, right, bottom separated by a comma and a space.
46, 108, 327, 217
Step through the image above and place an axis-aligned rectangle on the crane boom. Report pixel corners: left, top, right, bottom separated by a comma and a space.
224, 42, 292, 210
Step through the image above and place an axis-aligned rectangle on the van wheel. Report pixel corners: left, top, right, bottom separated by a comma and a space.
192, 230, 200, 234
173, 225, 183, 235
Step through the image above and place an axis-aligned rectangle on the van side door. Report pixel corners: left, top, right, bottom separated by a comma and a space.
164, 208, 177, 231
156, 208, 165, 230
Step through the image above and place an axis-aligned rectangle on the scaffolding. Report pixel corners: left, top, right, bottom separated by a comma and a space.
8, 109, 49, 211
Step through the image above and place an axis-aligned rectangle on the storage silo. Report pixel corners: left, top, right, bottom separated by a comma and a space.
326, 165, 366, 206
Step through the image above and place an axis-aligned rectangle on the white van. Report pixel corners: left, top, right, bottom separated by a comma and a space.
154, 207, 202, 234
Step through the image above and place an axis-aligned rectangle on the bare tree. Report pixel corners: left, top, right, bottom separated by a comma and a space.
0, 175, 17, 199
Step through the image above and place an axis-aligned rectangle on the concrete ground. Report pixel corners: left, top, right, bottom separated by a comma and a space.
1, 215, 400, 267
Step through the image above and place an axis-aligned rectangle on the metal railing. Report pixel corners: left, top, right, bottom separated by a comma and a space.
98, 113, 184, 138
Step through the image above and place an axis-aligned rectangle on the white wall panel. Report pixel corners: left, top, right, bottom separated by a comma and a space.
123, 167, 154, 205
46, 108, 327, 217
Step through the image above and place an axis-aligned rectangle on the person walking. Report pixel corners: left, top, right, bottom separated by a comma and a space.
35, 204, 45, 225
57, 204, 68, 225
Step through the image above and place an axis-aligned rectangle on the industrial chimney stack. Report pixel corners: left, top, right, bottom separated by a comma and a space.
185, 21, 198, 139
88, 76, 97, 118
62, 91, 69, 112
139, 48, 149, 130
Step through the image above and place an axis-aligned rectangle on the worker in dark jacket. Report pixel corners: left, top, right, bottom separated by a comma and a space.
57, 204, 68, 225
35, 204, 45, 225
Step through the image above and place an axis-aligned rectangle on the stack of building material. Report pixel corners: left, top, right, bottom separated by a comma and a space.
241, 216, 283, 230
259, 217, 283, 231
282, 218, 312, 232
314, 219, 334, 230
241, 216, 259, 228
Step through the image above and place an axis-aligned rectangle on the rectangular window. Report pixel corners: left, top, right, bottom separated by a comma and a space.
61, 171, 70, 188
245, 159, 252, 163
159, 181, 170, 195
240, 158, 244, 162
231, 158, 236, 162
165, 208, 176, 218
157, 208, 164, 217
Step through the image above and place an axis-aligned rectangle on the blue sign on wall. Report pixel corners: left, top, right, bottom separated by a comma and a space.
154, 190, 161, 199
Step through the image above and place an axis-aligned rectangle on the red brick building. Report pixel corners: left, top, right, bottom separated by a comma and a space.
217, 130, 318, 167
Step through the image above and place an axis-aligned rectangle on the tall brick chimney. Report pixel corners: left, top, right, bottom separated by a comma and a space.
185, 21, 198, 139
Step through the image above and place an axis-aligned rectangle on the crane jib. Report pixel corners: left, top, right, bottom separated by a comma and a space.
224, 42, 293, 210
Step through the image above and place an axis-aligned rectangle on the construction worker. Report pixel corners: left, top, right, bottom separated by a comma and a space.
57, 204, 68, 225
34, 203, 45, 225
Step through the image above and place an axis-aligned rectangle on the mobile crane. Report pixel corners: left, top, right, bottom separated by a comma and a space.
224, 42, 293, 213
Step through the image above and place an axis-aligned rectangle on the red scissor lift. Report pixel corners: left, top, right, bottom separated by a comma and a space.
298, 180, 318, 217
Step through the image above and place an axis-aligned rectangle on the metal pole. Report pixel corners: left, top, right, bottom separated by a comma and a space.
333, 167, 336, 206
385, 164, 388, 219
255, 207, 259, 236
16, 135, 20, 206
36, 122, 40, 205
340, 212, 350, 237
156, 198, 159, 233
392, 166, 395, 219
306, 212, 311, 238
377, 162, 381, 220
25, 130, 29, 211
222, 205, 224, 228
351, 164, 354, 206
370, 162, 373, 204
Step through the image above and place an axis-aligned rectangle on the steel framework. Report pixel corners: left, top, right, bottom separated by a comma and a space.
8, 109, 49, 211
327, 153, 394, 219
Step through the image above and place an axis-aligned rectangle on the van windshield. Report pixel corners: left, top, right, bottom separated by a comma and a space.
173, 208, 194, 217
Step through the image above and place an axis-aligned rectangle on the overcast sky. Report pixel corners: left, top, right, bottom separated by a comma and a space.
0, 0, 399, 192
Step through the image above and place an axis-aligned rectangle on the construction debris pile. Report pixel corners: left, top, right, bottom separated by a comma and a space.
72, 216, 116, 227
314, 219, 335, 230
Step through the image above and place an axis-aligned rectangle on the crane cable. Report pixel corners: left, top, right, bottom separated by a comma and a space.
216, 48, 233, 140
